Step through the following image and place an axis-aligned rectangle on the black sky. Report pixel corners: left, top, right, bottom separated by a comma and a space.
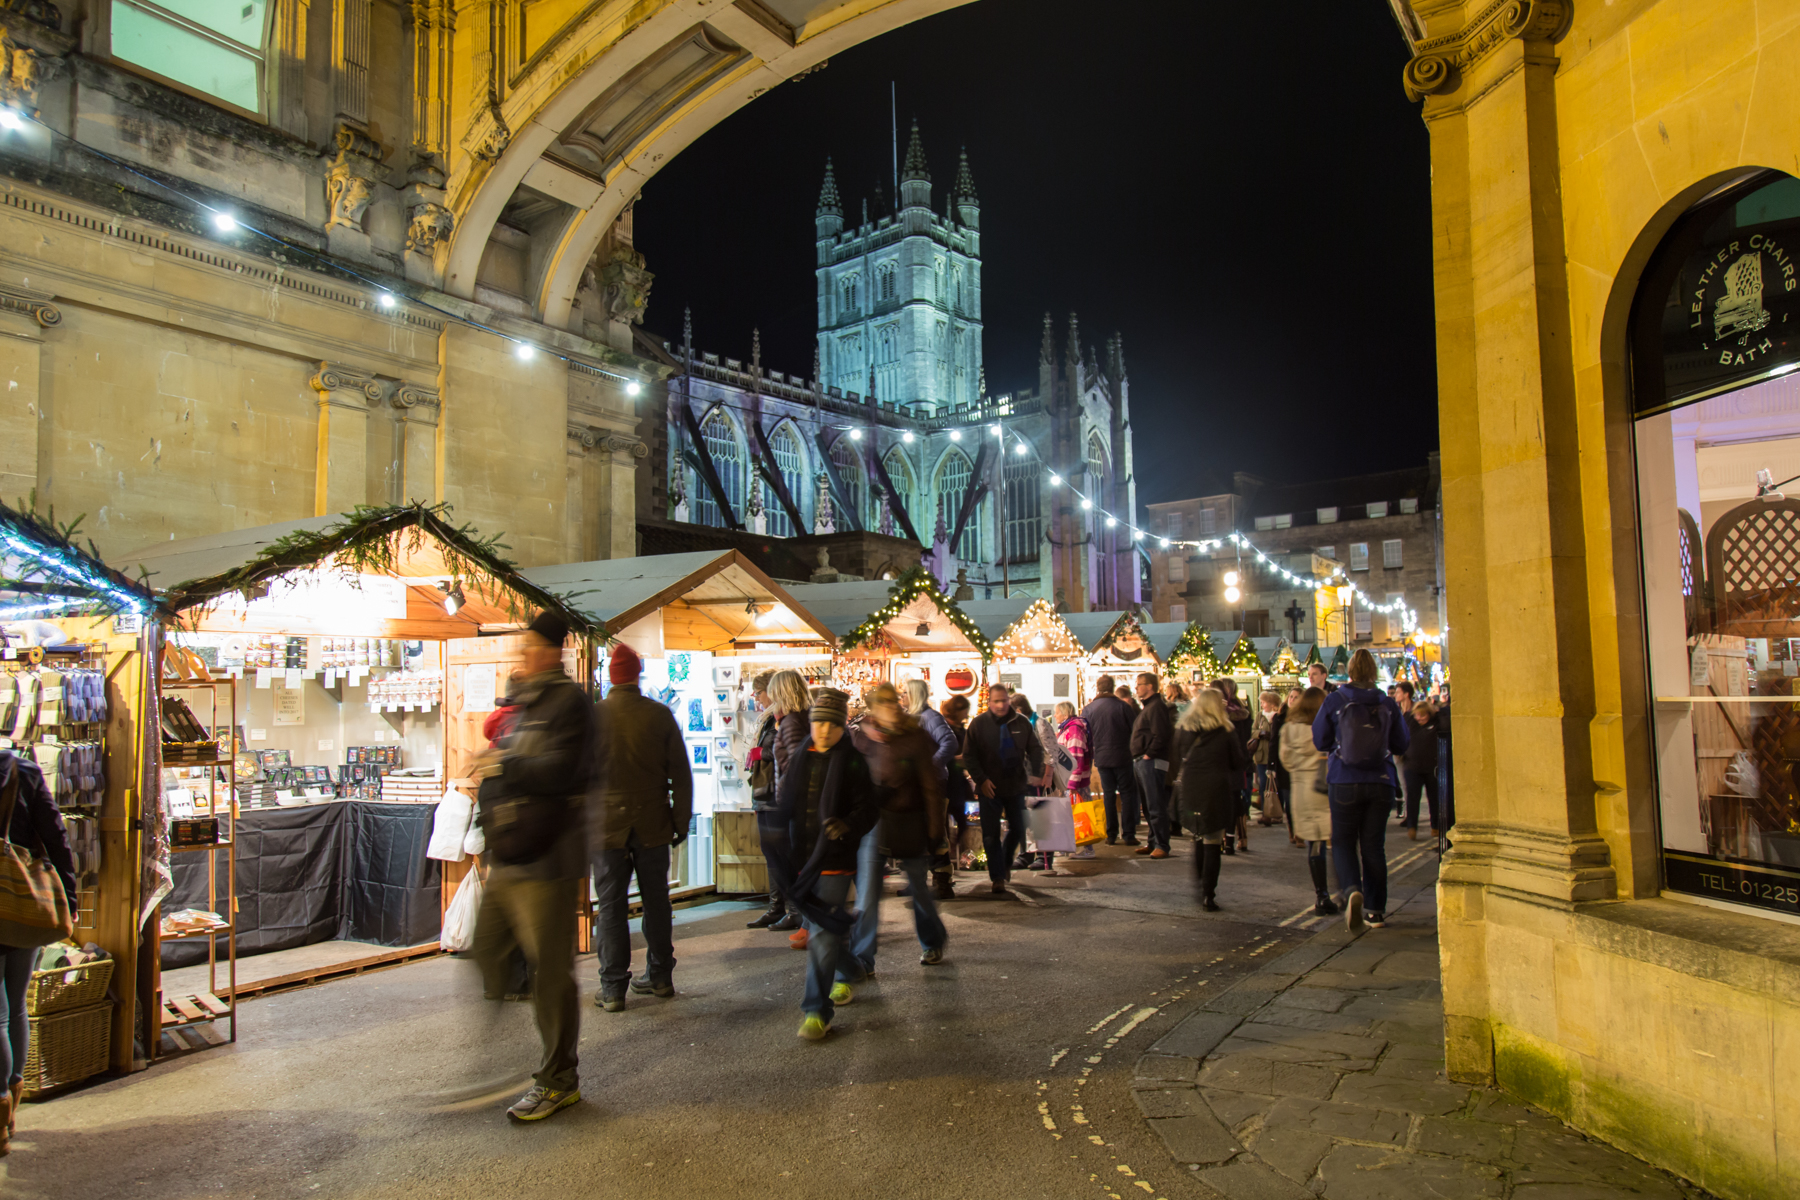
634, 0, 1434, 507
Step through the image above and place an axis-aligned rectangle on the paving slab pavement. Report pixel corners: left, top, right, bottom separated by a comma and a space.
1130, 855, 1715, 1200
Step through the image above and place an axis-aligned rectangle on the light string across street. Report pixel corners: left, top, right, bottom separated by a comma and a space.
830, 414, 1434, 641
0, 106, 645, 394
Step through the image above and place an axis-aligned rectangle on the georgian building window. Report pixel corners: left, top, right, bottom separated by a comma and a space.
1383, 538, 1403, 569
111, 0, 270, 113
1350, 542, 1370, 572
693, 408, 745, 530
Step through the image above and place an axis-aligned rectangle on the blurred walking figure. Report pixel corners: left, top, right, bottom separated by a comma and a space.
964, 684, 1046, 894
1053, 701, 1096, 861
1170, 689, 1247, 913
854, 684, 948, 965
591, 643, 692, 1010
1281, 686, 1336, 916
939, 695, 976, 877
1080, 674, 1139, 845
1401, 699, 1441, 840
1210, 678, 1254, 853
904, 680, 960, 901
1250, 690, 1284, 828
472, 612, 594, 1123
778, 688, 882, 1039
1312, 649, 1410, 931
1130, 673, 1176, 859
749, 671, 812, 932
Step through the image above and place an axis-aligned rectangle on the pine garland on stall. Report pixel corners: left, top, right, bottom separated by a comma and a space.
836, 566, 993, 664
1165, 623, 1222, 679
1, 495, 162, 620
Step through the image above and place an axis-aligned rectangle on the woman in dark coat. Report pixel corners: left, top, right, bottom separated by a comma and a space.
0, 747, 78, 1150
1169, 689, 1247, 913
1210, 678, 1254, 853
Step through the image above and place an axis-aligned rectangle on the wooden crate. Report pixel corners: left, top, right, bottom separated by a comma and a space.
713, 810, 768, 896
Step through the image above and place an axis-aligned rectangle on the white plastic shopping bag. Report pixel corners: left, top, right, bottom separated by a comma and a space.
441, 867, 483, 952
426, 786, 474, 862
1026, 797, 1077, 854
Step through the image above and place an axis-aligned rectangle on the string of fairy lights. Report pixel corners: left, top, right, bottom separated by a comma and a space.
830, 414, 1437, 643
0, 106, 645, 393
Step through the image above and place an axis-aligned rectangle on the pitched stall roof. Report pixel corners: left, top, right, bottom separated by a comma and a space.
1139, 621, 1195, 666
959, 595, 1037, 645
990, 598, 1084, 659
782, 570, 991, 655
118, 503, 596, 639
523, 550, 834, 648
1062, 610, 1127, 655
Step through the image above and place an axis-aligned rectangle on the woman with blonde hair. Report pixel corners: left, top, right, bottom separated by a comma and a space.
1168, 688, 1247, 912
756, 669, 813, 936
1280, 686, 1335, 916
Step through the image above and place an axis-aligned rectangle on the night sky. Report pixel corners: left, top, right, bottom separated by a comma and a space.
634, 0, 1434, 507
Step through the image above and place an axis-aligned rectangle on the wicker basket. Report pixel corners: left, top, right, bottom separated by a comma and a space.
21, 1001, 112, 1098
25, 956, 114, 1017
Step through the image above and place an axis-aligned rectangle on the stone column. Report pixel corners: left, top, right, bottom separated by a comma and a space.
310, 362, 381, 516
0, 286, 58, 505
597, 434, 647, 559
393, 384, 441, 505
566, 426, 596, 563
1407, 0, 1612, 1083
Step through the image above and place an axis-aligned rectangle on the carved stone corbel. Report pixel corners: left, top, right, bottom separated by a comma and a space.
324, 123, 388, 232
461, 103, 511, 163
596, 244, 654, 326
1402, 0, 1572, 102
0, 282, 60, 328
401, 159, 454, 253
598, 434, 649, 459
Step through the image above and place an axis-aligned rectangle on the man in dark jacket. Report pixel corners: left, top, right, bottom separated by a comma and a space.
1129, 672, 1177, 858
963, 683, 1046, 893
591, 642, 693, 1011
471, 611, 594, 1123
776, 688, 883, 1039
1080, 674, 1139, 845
854, 683, 948, 963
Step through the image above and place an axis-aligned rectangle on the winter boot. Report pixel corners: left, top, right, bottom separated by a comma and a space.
1198, 842, 1222, 912
747, 902, 785, 928
1309, 855, 1339, 916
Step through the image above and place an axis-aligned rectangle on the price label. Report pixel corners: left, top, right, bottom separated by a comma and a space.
285, 669, 303, 687
254, 668, 273, 690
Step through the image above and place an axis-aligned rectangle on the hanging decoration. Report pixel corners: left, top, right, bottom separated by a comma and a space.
835, 566, 993, 664
1165, 623, 1223, 679
992, 598, 1082, 660
1, 498, 162, 623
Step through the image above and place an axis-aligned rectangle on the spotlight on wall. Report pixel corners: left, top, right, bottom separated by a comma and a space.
949, 429, 962, 441
211, 210, 239, 232
625, 380, 642, 396
515, 342, 534, 360
850, 428, 863, 440
439, 583, 466, 615
0, 109, 22, 132
377, 292, 397, 309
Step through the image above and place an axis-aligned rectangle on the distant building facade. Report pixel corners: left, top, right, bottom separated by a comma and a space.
1145, 460, 1444, 651
642, 123, 1141, 611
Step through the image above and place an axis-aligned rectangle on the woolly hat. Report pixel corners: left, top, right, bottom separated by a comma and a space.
809, 687, 849, 727
608, 643, 642, 685
527, 609, 570, 647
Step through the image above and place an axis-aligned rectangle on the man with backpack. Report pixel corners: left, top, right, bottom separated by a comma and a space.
1311, 649, 1409, 931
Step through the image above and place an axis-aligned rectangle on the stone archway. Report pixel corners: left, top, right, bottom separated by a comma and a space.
438, 0, 977, 329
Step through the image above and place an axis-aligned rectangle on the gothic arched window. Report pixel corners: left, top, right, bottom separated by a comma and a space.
936, 449, 978, 560
1004, 454, 1041, 564
694, 408, 745, 530
883, 446, 917, 530
878, 262, 897, 303
1086, 431, 1109, 488
767, 423, 807, 538
840, 274, 859, 314
830, 435, 866, 528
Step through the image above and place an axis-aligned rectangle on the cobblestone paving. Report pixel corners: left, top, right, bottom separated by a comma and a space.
1132, 873, 1714, 1200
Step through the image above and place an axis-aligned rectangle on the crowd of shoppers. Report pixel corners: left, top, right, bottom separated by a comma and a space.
463, 616, 1452, 1120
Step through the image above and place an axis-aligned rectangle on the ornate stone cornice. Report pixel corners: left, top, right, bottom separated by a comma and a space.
393, 383, 440, 416
1403, 0, 1572, 102
1438, 818, 1616, 906
601, 434, 649, 458
567, 425, 599, 451
567, 426, 648, 458
310, 361, 383, 403
0, 282, 60, 327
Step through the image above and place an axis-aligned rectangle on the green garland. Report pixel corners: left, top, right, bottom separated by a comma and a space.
1222, 635, 1266, 674
2, 495, 166, 620
158, 501, 606, 639
835, 565, 993, 664
1165, 622, 1222, 677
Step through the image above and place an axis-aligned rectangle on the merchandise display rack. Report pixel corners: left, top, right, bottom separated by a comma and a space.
156, 676, 238, 1054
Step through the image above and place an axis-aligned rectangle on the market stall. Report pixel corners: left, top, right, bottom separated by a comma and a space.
118, 503, 597, 1045
1157, 622, 1223, 689
1251, 637, 1302, 692
0, 500, 164, 1089
986, 598, 1086, 716
523, 549, 837, 896
785, 568, 993, 708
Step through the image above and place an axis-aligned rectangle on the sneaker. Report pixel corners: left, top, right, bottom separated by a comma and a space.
629, 975, 674, 997
1346, 890, 1366, 933
596, 993, 625, 1012
829, 982, 854, 1007
920, 946, 944, 965
1365, 911, 1387, 928
1071, 846, 1097, 859
797, 1014, 830, 1040
1149, 848, 1169, 859
770, 913, 801, 932
507, 1085, 580, 1121
788, 928, 809, 950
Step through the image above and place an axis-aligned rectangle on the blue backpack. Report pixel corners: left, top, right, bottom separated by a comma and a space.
1335, 697, 1391, 772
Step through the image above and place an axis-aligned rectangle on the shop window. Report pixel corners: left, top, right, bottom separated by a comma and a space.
1383, 539, 1403, 569
111, 0, 270, 113
1350, 542, 1369, 571
1353, 608, 1372, 639
1629, 169, 1800, 922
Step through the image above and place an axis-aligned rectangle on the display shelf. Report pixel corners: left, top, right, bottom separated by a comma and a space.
158, 924, 234, 941
170, 840, 234, 853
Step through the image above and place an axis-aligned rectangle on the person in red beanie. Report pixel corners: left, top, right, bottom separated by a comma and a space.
590, 642, 692, 1011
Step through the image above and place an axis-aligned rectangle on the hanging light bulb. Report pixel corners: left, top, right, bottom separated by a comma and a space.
850, 428, 863, 440
1081, 498, 1093, 510
1049, 474, 1062, 487
1223, 570, 1239, 587
1105, 516, 1117, 527
1159, 538, 1170, 548
950, 429, 962, 441
1224, 586, 1241, 604
377, 292, 397, 309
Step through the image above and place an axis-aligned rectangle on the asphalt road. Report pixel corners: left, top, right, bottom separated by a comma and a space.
10, 823, 1442, 1200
